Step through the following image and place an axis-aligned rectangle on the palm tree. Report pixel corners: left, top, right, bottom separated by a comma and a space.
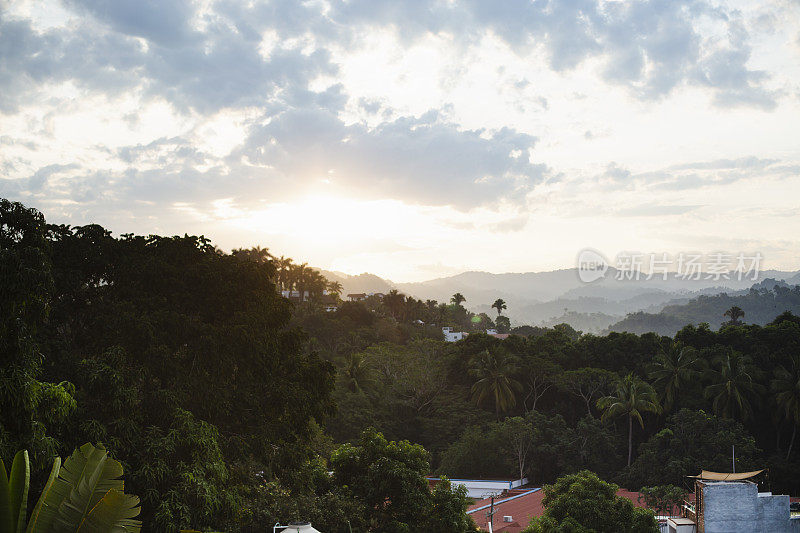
327, 280, 343, 300
648, 344, 701, 412
384, 289, 405, 319
342, 352, 373, 393
772, 354, 800, 459
451, 293, 466, 307
492, 298, 507, 316
597, 374, 662, 466
704, 350, 763, 421
723, 306, 745, 326
468, 349, 521, 419
293, 262, 310, 301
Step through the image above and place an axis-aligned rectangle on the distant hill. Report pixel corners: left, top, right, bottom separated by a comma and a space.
606, 283, 800, 336
317, 267, 800, 330
318, 270, 395, 296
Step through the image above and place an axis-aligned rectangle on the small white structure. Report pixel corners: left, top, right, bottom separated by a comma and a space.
486, 328, 497, 335
430, 477, 529, 499
274, 522, 322, 533
666, 517, 696, 533
442, 326, 468, 342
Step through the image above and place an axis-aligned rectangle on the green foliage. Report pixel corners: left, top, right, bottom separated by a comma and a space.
704, 349, 763, 421
523, 470, 658, 533
0, 199, 76, 470
1, 443, 141, 533
598, 374, 661, 466
0, 450, 30, 533
439, 412, 623, 485
637, 485, 686, 517
331, 428, 475, 533
469, 349, 522, 417
624, 409, 760, 489
648, 344, 701, 412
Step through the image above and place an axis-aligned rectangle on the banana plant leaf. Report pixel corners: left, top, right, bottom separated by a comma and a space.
25, 457, 61, 533
73, 489, 141, 533
9, 451, 30, 533
0, 459, 13, 532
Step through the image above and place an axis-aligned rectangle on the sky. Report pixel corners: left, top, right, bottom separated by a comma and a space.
1, 0, 800, 282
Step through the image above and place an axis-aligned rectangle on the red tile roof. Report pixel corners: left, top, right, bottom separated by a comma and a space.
467, 487, 681, 532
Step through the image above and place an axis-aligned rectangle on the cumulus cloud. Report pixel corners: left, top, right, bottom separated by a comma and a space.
240, 108, 546, 209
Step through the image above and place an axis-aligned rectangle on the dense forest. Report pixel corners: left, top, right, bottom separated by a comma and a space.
607, 283, 800, 336
3, 198, 800, 532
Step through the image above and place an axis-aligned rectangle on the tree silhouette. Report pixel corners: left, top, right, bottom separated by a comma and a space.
723, 306, 745, 326
648, 344, 701, 412
597, 374, 661, 466
772, 354, 800, 459
704, 350, 763, 421
492, 298, 507, 316
469, 350, 521, 419
451, 293, 466, 307
383, 289, 406, 319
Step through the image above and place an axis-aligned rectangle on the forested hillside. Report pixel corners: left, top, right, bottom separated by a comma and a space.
3, 198, 800, 532
608, 284, 800, 335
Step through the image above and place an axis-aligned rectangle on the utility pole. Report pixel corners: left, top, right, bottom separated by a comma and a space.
732, 444, 736, 473
486, 494, 495, 533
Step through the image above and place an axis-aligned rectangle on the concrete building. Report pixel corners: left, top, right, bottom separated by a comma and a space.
442, 326, 468, 342
682, 471, 800, 532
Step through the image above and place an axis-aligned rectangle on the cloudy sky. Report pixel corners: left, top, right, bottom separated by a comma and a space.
2, 0, 799, 281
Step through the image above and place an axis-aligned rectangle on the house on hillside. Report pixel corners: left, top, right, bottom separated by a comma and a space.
442, 326, 468, 342
347, 293, 367, 301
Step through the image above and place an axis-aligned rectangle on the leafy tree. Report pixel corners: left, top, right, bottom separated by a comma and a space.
772, 354, 800, 459
523, 470, 658, 533
0, 199, 75, 472
597, 374, 661, 466
520, 356, 561, 413
341, 352, 374, 393
560, 368, 617, 418
704, 350, 763, 421
469, 349, 522, 418
451, 293, 466, 307
492, 298, 507, 316
331, 428, 474, 533
648, 344, 701, 412
624, 409, 760, 489
637, 485, 686, 518
496, 315, 511, 334
383, 289, 406, 319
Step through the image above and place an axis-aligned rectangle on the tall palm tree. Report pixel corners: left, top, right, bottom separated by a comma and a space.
597, 374, 662, 466
451, 293, 466, 307
491, 298, 507, 316
648, 344, 701, 412
293, 262, 310, 301
723, 306, 745, 325
468, 349, 521, 419
275, 256, 293, 291
772, 354, 800, 459
704, 350, 763, 421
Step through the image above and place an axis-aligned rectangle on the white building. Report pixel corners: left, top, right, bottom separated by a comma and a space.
428, 477, 529, 499
442, 326, 468, 342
